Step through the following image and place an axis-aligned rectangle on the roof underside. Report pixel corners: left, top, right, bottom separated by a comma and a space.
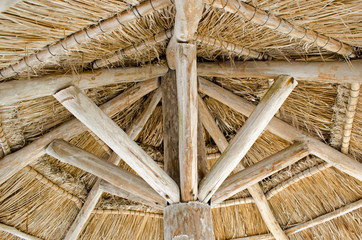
0, 0, 361, 239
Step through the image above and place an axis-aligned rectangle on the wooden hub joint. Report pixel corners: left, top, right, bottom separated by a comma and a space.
164, 202, 214, 240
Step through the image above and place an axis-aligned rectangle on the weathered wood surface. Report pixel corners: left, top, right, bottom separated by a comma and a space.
0, 223, 41, 240
176, 43, 198, 201
166, 35, 177, 69
233, 198, 362, 240
197, 111, 208, 182
53, 86, 179, 203
164, 202, 214, 240
46, 140, 166, 207
0, 0, 22, 12
198, 95, 288, 240
127, 88, 162, 140
204, 0, 354, 56
0, 79, 158, 186
199, 78, 362, 181
198, 75, 297, 203
212, 142, 309, 203
0, 0, 173, 79
161, 70, 180, 185
197, 60, 362, 83
0, 66, 167, 106
174, 0, 203, 41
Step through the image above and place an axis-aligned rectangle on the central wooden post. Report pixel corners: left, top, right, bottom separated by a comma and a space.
164, 202, 214, 240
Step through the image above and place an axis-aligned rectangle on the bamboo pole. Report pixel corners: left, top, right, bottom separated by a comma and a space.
0, 0, 173, 79
204, 0, 355, 57
232, 198, 362, 240
341, 83, 360, 154
0, 79, 158, 186
92, 30, 173, 69
198, 95, 288, 240
0, 223, 42, 240
198, 77, 362, 181
53, 86, 179, 203
199, 75, 297, 203
197, 60, 362, 84
196, 35, 266, 60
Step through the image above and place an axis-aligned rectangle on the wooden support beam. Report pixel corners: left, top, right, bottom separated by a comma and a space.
53, 86, 179, 203
92, 30, 172, 69
198, 95, 288, 240
212, 143, 309, 203
199, 75, 297, 203
341, 83, 360, 154
127, 88, 162, 140
204, 0, 355, 57
196, 35, 265, 60
0, 0, 23, 12
161, 70, 180, 185
197, 111, 208, 182
0, 0, 173, 79
46, 140, 166, 207
176, 43, 198, 201
164, 202, 214, 239
198, 78, 362, 181
174, 0, 203, 41
232, 198, 362, 240
0, 79, 158, 186
197, 60, 362, 83
0, 65, 167, 106
0, 223, 41, 240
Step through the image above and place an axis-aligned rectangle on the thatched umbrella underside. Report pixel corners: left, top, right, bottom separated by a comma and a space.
0, 0, 361, 239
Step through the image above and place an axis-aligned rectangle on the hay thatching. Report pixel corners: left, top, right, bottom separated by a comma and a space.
0, 0, 361, 239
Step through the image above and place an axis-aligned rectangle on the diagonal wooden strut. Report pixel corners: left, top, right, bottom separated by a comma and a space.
0, 79, 158, 186
53, 86, 179, 203
198, 75, 297, 203
199, 78, 362, 181
198, 95, 289, 240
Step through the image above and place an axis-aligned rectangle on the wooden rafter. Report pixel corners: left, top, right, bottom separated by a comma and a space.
0, 79, 158, 186
204, 0, 355, 57
0, 65, 166, 106
53, 86, 179, 203
0, 0, 22, 12
212, 142, 309, 204
199, 75, 297, 203
0, 0, 173, 80
341, 83, 360, 154
198, 95, 288, 240
197, 60, 362, 83
232, 198, 362, 240
92, 30, 172, 69
0, 223, 41, 240
198, 78, 362, 181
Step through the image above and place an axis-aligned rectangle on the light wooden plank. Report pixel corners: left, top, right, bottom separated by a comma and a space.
198, 78, 362, 181
53, 86, 179, 203
46, 140, 167, 207
0, 0, 23, 12
197, 60, 362, 83
0, 223, 41, 240
176, 43, 198, 201
212, 142, 309, 203
0, 79, 158, 186
198, 75, 297, 203
198, 95, 288, 240
0, 66, 167, 106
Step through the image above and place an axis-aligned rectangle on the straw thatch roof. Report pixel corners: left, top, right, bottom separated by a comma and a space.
0, 0, 361, 239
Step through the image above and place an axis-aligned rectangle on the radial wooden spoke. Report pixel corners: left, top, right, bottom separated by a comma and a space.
199, 77, 362, 181
212, 142, 309, 204
199, 75, 297, 203
0, 79, 158, 186
197, 60, 362, 83
53, 86, 179, 203
0, 223, 41, 240
198, 95, 288, 240
204, 0, 355, 56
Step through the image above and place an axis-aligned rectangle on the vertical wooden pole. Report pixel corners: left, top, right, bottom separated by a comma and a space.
176, 43, 198, 202
164, 202, 214, 240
